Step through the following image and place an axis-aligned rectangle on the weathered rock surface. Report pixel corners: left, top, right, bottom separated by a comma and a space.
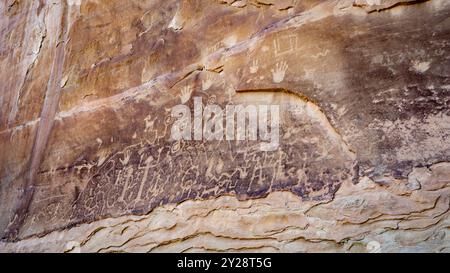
0, 0, 449, 252
1, 163, 449, 253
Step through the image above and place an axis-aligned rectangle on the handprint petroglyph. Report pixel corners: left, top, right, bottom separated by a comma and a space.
202, 74, 215, 91
273, 35, 298, 57
271, 61, 288, 83
180, 85, 193, 104
250, 59, 259, 74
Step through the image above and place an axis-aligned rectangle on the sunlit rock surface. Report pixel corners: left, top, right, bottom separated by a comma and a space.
0, 0, 449, 252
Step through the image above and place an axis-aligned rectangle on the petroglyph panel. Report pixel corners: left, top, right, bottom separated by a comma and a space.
1, 0, 450, 252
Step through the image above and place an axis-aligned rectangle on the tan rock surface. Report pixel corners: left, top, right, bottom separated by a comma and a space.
0, 0, 449, 252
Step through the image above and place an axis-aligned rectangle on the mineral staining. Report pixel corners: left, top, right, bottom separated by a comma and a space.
0, 0, 449, 252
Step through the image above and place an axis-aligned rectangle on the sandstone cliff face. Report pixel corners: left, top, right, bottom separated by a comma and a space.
0, 0, 449, 253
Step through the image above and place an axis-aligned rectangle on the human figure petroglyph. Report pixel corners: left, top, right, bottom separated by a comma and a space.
119, 150, 132, 166
68, 91, 355, 225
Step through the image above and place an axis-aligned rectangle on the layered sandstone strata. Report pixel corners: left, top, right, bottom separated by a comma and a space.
0, 0, 449, 252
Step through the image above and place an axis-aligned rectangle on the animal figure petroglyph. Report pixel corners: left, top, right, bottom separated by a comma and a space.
70, 92, 355, 224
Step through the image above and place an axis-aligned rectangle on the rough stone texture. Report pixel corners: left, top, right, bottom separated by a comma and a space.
1, 163, 449, 253
0, 0, 449, 252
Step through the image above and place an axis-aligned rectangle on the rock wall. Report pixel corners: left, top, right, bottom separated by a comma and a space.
0, 0, 449, 252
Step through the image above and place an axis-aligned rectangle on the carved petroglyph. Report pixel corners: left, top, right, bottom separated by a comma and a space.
271, 61, 288, 83
64, 241, 81, 253
273, 35, 298, 58
68, 90, 355, 226
250, 59, 259, 74
2, 0, 449, 250
179, 85, 193, 104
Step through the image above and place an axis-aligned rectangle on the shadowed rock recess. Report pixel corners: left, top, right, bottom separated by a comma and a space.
0, 0, 449, 253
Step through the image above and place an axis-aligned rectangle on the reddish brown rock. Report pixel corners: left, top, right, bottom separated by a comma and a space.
0, 0, 449, 252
